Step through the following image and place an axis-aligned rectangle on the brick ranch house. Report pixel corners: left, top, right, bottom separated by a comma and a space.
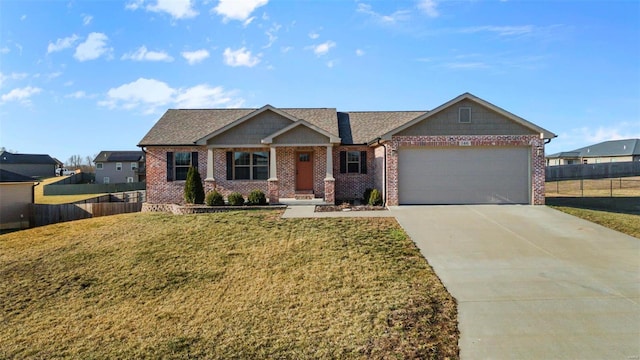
138, 93, 556, 206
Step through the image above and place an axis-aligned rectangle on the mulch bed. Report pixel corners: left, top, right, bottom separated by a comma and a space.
315, 204, 387, 212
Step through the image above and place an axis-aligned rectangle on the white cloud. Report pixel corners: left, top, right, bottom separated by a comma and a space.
0, 47, 9, 54
309, 41, 335, 56
181, 49, 210, 64
65, 90, 95, 99
1, 86, 42, 104
356, 49, 365, 56
175, 84, 243, 108
417, 0, 439, 18
100, 78, 244, 113
47, 72, 62, 80
122, 46, 174, 62
47, 34, 80, 54
0, 72, 29, 88
147, 0, 198, 19
82, 14, 93, 26
281, 46, 293, 53
357, 3, 410, 24
125, 0, 143, 10
213, 0, 268, 22
20, 15, 27, 21
74, 32, 111, 61
263, 23, 281, 48
326, 60, 336, 68
223, 47, 260, 67
578, 124, 640, 144
444, 62, 489, 69
459, 25, 534, 36
308, 31, 320, 39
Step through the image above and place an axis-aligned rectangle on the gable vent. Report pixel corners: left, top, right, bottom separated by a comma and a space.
459, 107, 472, 123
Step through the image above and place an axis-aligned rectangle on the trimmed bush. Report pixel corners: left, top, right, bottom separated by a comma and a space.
227, 192, 245, 206
368, 188, 383, 206
247, 189, 267, 205
205, 191, 225, 206
363, 188, 373, 204
184, 166, 205, 204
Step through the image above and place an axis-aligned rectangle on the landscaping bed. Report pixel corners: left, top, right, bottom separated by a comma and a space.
315, 203, 387, 212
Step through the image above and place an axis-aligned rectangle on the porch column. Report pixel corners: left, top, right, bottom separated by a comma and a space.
324, 145, 335, 204
268, 146, 279, 204
204, 148, 216, 193
325, 145, 334, 180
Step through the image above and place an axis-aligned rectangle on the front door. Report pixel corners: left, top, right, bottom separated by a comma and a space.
296, 152, 313, 191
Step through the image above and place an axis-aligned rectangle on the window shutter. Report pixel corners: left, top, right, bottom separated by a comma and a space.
166, 152, 174, 181
360, 151, 367, 174
226, 151, 233, 180
191, 151, 198, 169
339, 151, 346, 174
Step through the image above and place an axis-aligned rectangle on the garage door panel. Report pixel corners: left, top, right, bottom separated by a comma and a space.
398, 147, 530, 205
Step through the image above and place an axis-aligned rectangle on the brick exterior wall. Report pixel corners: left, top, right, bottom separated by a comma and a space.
145, 146, 207, 204
384, 135, 546, 206
333, 146, 376, 202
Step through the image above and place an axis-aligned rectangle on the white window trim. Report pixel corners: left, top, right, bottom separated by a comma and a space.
346, 151, 361, 174
96, 163, 103, 170
459, 107, 472, 123
116, 162, 123, 171
103, 177, 110, 184
131, 162, 138, 170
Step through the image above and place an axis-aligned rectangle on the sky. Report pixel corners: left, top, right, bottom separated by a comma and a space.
1, 0, 639, 164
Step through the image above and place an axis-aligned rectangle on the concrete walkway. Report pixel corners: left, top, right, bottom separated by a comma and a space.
282, 204, 640, 359
391, 205, 639, 359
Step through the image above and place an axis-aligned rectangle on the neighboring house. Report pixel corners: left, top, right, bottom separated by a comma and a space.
546, 139, 640, 166
94, 151, 146, 184
0, 151, 57, 178
138, 93, 556, 206
0, 169, 38, 230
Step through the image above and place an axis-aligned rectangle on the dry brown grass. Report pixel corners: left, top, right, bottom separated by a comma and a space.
546, 177, 640, 198
0, 211, 458, 359
552, 207, 640, 239
34, 177, 102, 205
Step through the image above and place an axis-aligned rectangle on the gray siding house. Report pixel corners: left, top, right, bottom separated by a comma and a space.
547, 139, 640, 166
0, 151, 57, 178
94, 151, 145, 184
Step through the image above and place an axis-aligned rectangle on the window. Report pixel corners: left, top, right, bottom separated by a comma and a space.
174, 152, 192, 181
226, 151, 269, 180
347, 151, 361, 173
339, 151, 367, 174
126, 177, 134, 183
103, 177, 110, 184
96, 163, 103, 170
166, 152, 198, 182
459, 107, 472, 123
116, 162, 123, 171
131, 162, 138, 170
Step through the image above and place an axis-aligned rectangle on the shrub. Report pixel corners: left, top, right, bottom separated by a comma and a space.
227, 192, 245, 206
184, 167, 205, 204
205, 191, 225, 206
247, 189, 267, 205
368, 188, 383, 206
363, 188, 373, 204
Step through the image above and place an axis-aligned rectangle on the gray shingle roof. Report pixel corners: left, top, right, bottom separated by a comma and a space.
94, 150, 145, 162
339, 111, 427, 144
547, 139, 640, 158
138, 108, 340, 146
0, 169, 37, 182
0, 151, 57, 165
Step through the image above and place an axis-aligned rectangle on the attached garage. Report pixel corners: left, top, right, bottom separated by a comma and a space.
398, 147, 531, 205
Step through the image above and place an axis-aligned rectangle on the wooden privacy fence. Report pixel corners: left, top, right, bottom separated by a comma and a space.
30, 202, 142, 228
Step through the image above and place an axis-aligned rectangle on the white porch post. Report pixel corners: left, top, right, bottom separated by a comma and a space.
205, 147, 214, 181
325, 145, 334, 180
269, 146, 277, 180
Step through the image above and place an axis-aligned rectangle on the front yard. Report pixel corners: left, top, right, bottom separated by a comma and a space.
0, 211, 458, 359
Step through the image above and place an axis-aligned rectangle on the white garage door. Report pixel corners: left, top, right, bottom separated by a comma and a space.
398, 147, 530, 205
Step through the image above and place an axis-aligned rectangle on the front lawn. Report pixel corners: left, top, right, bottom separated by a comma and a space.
0, 211, 458, 359
552, 206, 640, 239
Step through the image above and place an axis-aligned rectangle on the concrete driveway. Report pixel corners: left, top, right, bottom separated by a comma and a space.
390, 205, 639, 359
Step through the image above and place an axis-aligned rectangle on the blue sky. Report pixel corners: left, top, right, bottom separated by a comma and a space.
1, 0, 639, 164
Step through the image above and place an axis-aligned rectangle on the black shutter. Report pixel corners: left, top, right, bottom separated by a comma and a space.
360, 151, 367, 174
339, 151, 346, 174
226, 151, 233, 180
166, 152, 174, 181
191, 151, 198, 169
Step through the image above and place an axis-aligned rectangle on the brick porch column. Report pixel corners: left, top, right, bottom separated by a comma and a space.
204, 147, 216, 193
268, 146, 279, 204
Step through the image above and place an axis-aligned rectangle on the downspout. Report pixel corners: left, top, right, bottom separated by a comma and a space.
376, 137, 388, 206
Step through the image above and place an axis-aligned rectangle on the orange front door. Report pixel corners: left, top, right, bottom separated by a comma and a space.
296, 152, 313, 191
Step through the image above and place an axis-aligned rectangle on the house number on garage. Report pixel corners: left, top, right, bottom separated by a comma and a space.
459, 140, 472, 146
